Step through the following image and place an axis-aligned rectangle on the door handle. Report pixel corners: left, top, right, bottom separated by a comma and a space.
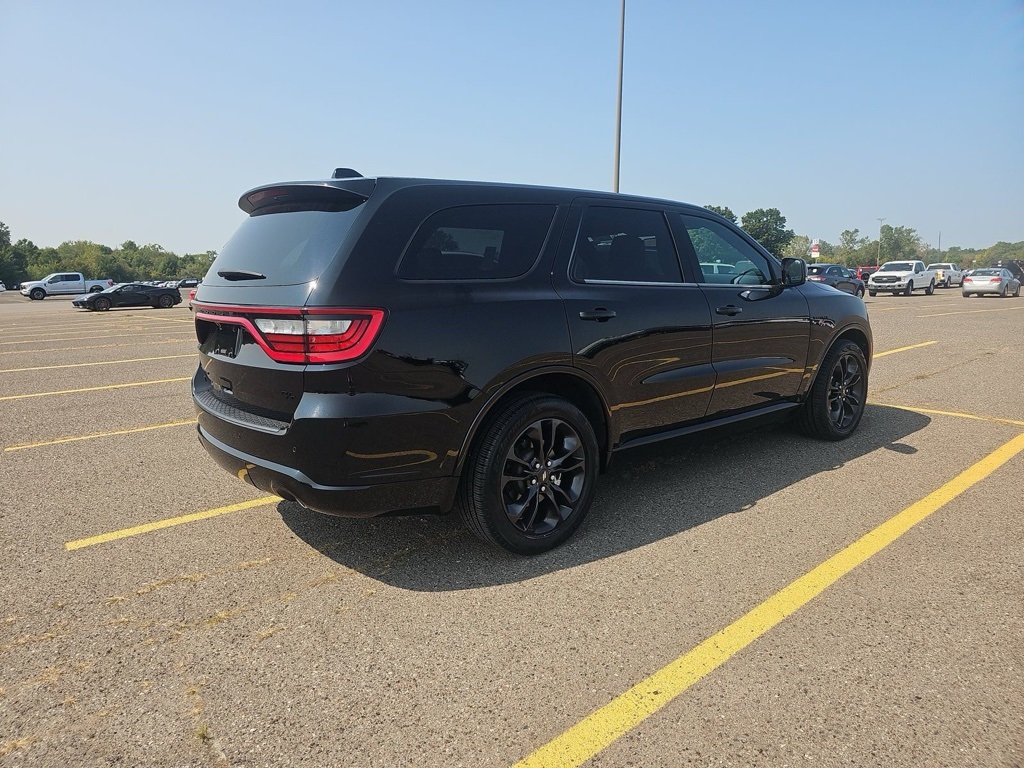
715, 305, 742, 316
579, 308, 617, 322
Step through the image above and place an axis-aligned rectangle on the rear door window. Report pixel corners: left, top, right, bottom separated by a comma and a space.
399, 204, 556, 280
570, 206, 682, 283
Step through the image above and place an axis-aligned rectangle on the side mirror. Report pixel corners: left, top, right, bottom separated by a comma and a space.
781, 257, 806, 286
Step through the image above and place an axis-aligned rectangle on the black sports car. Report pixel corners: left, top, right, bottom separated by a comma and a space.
72, 283, 182, 311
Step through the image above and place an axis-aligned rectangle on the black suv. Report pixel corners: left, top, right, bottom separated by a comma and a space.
192, 171, 872, 554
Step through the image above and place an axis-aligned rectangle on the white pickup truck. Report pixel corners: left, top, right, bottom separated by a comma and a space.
20, 272, 113, 300
867, 260, 937, 296
926, 262, 965, 288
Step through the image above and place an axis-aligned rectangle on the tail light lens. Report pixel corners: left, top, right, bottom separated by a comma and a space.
992, 277, 1002, 283
808, 276, 824, 281
195, 305, 385, 364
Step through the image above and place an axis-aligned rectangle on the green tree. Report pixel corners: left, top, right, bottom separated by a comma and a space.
703, 205, 737, 223
782, 234, 810, 260
740, 208, 795, 259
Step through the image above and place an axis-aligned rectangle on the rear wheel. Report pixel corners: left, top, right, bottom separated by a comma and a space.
1014, 284, 1021, 298
157, 294, 174, 308
89, 285, 103, 293
457, 393, 598, 555
796, 340, 867, 441
94, 297, 111, 311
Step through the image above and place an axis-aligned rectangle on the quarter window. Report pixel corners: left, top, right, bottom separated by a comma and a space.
399, 204, 556, 280
570, 207, 681, 283
678, 215, 774, 285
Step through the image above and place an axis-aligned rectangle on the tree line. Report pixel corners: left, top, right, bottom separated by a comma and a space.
2, 212, 1021, 290
0, 221, 216, 287
703, 206, 1023, 269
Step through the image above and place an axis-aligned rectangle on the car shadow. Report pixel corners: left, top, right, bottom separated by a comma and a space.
277, 404, 930, 591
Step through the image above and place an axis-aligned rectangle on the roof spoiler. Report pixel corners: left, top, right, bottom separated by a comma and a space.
239, 180, 375, 215
332, 168, 363, 179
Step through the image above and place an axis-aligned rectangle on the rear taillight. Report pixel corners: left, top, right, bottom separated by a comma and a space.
992, 277, 1002, 283
964, 277, 972, 283
808, 276, 824, 281
195, 305, 385, 364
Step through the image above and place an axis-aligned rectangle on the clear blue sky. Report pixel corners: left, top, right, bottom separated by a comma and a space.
1, 0, 1021, 255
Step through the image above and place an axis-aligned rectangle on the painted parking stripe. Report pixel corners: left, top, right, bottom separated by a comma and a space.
4, 420, 196, 452
0, 338, 193, 356
873, 340, 937, 358
65, 496, 280, 550
0, 377, 191, 402
512, 432, 1024, 768
0, 353, 195, 373
916, 305, 1024, 318
0, 330, 190, 346
873, 403, 1024, 429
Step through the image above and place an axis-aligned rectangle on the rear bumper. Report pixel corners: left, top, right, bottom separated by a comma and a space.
197, 426, 459, 517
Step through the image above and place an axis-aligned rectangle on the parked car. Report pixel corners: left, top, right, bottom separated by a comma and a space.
867, 261, 938, 296
806, 263, 865, 297
72, 282, 182, 310
962, 268, 1021, 298
926, 262, 965, 288
856, 266, 878, 282
192, 170, 873, 555
20, 272, 113, 300
0, 281, 5, 292
178, 278, 201, 288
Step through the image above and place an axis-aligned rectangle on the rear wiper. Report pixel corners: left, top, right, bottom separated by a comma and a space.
217, 270, 266, 281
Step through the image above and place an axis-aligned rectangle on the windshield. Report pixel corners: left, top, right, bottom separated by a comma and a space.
927, 264, 952, 270
879, 262, 914, 271
205, 207, 364, 287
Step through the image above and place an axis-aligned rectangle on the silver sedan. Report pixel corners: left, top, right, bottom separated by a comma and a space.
962, 268, 1021, 298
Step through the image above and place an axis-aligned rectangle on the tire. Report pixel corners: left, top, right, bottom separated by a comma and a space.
30, 288, 45, 301
1000, 285, 1007, 298
925, 279, 935, 295
94, 297, 111, 311
868, 290, 877, 297
795, 339, 867, 441
904, 281, 914, 296
456, 393, 599, 555
962, 292, 971, 298
89, 285, 103, 293
1014, 284, 1021, 298
855, 286, 865, 298
158, 294, 174, 308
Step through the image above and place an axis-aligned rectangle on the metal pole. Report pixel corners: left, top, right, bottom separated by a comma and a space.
876, 217, 886, 267
612, 0, 625, 192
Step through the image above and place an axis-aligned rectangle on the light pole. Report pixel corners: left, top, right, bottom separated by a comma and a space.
876, 217, 887, 267
612, 0, 625, 192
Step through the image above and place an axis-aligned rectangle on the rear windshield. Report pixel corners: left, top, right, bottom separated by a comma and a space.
205, 208, 363, 287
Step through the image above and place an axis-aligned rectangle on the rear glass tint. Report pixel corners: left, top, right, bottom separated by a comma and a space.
399, 204, 556, 280
206, 208, 363, 287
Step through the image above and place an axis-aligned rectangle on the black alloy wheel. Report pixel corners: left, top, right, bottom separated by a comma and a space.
796, 340, 867, 440
94, 297, 111, 311
457, 393, 598, 555
158, 294, 174, 308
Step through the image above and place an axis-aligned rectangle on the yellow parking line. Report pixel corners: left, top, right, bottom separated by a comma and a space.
0, 330, 189, 346
916, 305, 1024, 318
4, 420, 196, 452
512, 432, 1024, 768
65, 496, 280, 550
873, 403, 1024, 429
0, 338, 193, 355
873, 340, 937, 358
0, 354, 195, 373
0, 377, 190, 401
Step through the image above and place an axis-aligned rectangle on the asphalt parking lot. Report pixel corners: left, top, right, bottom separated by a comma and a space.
1, 288, 1021, 767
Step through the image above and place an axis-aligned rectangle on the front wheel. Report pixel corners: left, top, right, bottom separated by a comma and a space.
457, 393, 599, 555
93, 297, 111, 311
904, 281, 914, 296
868, 290, 877, 297
925, 279, 935, 295
1014, 284, 1021, 298
796, 340, 867, 441
855, 286, 865, 298
30, 288, 45, 301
